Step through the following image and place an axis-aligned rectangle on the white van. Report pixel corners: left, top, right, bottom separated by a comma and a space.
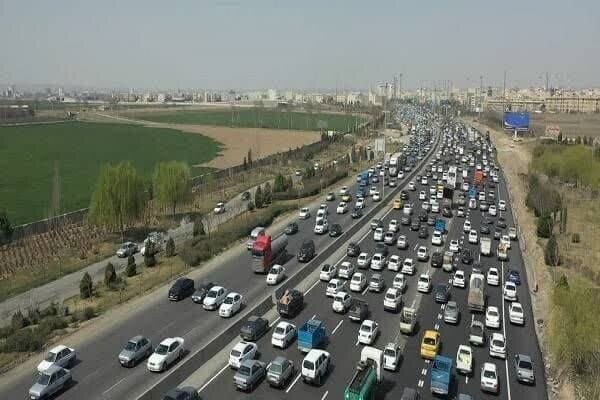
302, 349, 330, 385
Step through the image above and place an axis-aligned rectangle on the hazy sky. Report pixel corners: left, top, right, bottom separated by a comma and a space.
1, 0, 599, 90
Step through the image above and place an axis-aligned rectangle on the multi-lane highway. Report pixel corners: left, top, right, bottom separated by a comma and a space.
196, 124, 547, 399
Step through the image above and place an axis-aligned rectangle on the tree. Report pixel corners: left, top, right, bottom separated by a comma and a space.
544, 235, 561, 266
80, 272, 93, 299
247, 149, 253, 168
153, 161, 191, 216
243, 157, 247, 170
0, 209, 14, 245
557, 131, 563, 143
263, 182, 272, 205
165, 237, 176, 257
254, 186, 264, 208
369, 150, 375, 161
537, 214, 554, 238
88, 162, 145, 236
560, 207, 568, 234
126, 255, 136, 277
193, 216, 205, 236
144, 241, 157, 267
104, 262, 116, 287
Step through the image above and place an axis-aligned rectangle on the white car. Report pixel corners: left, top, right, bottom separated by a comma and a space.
229, 341, 257, 369
383, 231, 396, 245
147, 337, 184, 372
383, 287, 402, 311
388, 220, 399, 233
320, 263, 337, 281
431, 202, 440, 213
463, 220, 471, 232
429, 185, 437, 195
469, 198, 477, 209
314, 218, 329, 234
478, 191, 486, 201
417, 273, 432, 293
397, 171, 404, 179
355, 197, 365, 209
488, 205, 497, 216
453, 270, 466, 288
271, 321, 296, 349
498, 200, 506, 211
266, 265, 285, 285
357, 320, 379, 345
316, 209, 327, 221
489, 332, 506, 359
219, 292, 243, 318
436, 190, 443, 199
396, 235, 408, 249
417, 246, 428, 261
487, 268, 500, 286
370, 253, 386, 270
349, 273, 367, 292
419, 191, 426, 200
338, 261, 355, 279
373, 228, 384, 242
401, 258, 415, 275
403, 204, 413, 215
462, 182, 469, 191
214, 202, 226, 214
449, 239, 460, 253
37, 345, 76, 372
203, 286, 228, 310
431, 230, 443, 246
408, 181, 415, 190
357, 252, 371, 268
387, 255, 401, 271
509, 302, 525, 325
468, 229, 478, 244
503, 281, 517, 301
485, 306, 501, 329
501, 235, 511, 249
456, 345, 473, 375
392, 273, 407, 291
369, 186, 378, 196
421, 201, 430, 211
421, 177, 428, 185
298, 207, 310, 219
372, 191, 381, 202
336, 202, 348, 214
480, 362, 499, 394
332, 291, 352, 313
457, 207, 465, 217
339, 186, 349, 195
326, 279, 346, 297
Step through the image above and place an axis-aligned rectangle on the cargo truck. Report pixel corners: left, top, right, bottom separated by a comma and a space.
251, 235, 288, 273
399, 307, 417, 335
497, 242, 509, 261
430, 355, 453, 396
359, 172, 370, 187
480, 237, 492, 257
474, 170, 485, 186
343, 346, 383, 400
467, 272, 486, 312
435, 218, 446, 234
298, 319, 326, 353
442, 251, 454, 272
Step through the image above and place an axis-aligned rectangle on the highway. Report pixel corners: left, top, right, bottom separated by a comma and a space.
196, 126, 547, 399
0, 114, 436, 399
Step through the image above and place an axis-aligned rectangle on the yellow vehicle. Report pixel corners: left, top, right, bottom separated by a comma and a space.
393, 199, 403, 210
420, 330, 440, 360
342, 193, 352, 202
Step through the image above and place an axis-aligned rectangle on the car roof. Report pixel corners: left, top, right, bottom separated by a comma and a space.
273, 356, 289, 365
305, 349, 329, 362
233, 341, 252, 351
49, 344, 69, 353
130, 335, 146, 343
160, 337, 179, 346
42, 364, 65, 374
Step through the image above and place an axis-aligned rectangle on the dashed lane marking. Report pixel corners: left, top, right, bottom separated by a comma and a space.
422, 368, 427, 375
198, 364, 229, 393
321, 390, 329, 400
434, 323, 439, 330
332, 320, 344, 335
286, 373, 302, 393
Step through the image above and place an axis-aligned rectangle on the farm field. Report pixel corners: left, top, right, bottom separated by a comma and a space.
531, 112, 600, 138
131, 108, 366, 132
0, 122, 222, 224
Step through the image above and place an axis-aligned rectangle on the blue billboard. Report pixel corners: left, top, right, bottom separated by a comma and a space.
503, 112, 530, 132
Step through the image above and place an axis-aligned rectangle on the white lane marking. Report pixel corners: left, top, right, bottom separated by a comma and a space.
332, 320, 344, 335
311, 314, 316, 320
103, 376, 127, 395
198, 363, 228, 392
286, 372, 302, 393
321, 390, 329, 400
422, 368, 427, 375
305, 279, 321, 295
361, 286, 369, 295
269, 316, 281, 327
437, 313, 443, 320
355, 339, 360, 346
501, 260, 513, 400
434, 323, 439, 330
413, 243, 419, 251
466, 375, 469, 384
417, 379, 424, 387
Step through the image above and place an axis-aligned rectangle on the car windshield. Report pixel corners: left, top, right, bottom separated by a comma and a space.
206, 290, 217, 299
513, 305, 523, 313
483, 369, 496, 379
492, 339, 504, 347
459, 349, 470, 357
238, 365, 251, 376
45, 351, 58, 362
360, 325, 372, 333
424, 337, 436, 345
37, 372, 52, 386
384, 349, 396, 357
385, 292, 396, 300
269, 363, 282, 374
224, 296, 235, 304
519, 360, 533, 370
446, 304, 456, 312
231, 350, 241, 357
419, 277, 428, 283
155, 344, 169, 355
124, 341, 137, 351
275, 326, 286, 335
303, 360, 314, 370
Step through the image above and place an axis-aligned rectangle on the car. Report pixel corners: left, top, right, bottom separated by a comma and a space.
396, 234, 409, 249
386, 254, 401, 271
490, 332, 506, 359
271, 321, 297, 349
355, 197, 366, 209
479, 201, 489, 211
420, 330, 440, 360
508, 269, 521, 285
494, 229, 502, 240
346, 242, 361, 257
468, 229, 478, 244
326, 279, 346, 297
234, 359, 266, 392
508, 226, 518, 240
487, 267, 500, 286
314, 218, 329, 234
116, 241, 138, 258
349, 272, 367, 292
463, 220, 471, 232
407, 182, 415, 191
147, 337, 184, 372
161, 386, 199, 400
351, 207, 363, 219
431, 230, 443, 246
418, 226, 429, 239
29, 365, 72, 400
480, 362, 499, 394
417, 246, 429, 261
372, 191, 381, 202
453, 270, 466, 288
214, 202, 226, 214
168, 278, 195, 301
342, 192, 352, 202
410, 220, 421, 232
421, 201, 430, 212
336, 202, 348, 214
191, 282, 215, 304
298, 207, 311, 220
338, 261, 356, 279
443, 301, 459, 324
393, 198, 403, 209
266, 356, 295, 388
419, 191, 426, 200
203, 286, 228, 310
373, 227, 384, 241
417, 273, 432, 293
329, 224, 342, 237
348, 298, 369, 322
498, 200, 507, 211
479, 223, 491, 234
229, 341, 258, 369
434, 284, 450, 303
37, 345, 76, 372
442, 206, 453, 217
384, 231, 396, 245
489, 205, 497, 216
402, 258, 415, 275
449, 239, 460, 253
219, 292, 243, 317
119, 335, 152, 367
389, 220, 398, 235
392, 273, 407, 292
383, 287, 402, 311
370, 218, 383, 230
285, 222, 299, 235
485, 306, 501, 329
320, 263, 337, 281
368, 273, 385, 292
469, 320, 486, 346
332, 291, 353, 313
461, 248, 473, 264
369, 186, 378, 196
354, 252, 371, 269
514, 354, 535, 384
240, 316, 269, 341
301, 349, 330, 385
358, 320, 379, 345
509, 302, 525, 325
457, 207, 465, 217
340, 186, 349, 195
503, 281, 518, 301
325, 191, 336, 201
370, 253, 386, 270
389, 178, 397, 187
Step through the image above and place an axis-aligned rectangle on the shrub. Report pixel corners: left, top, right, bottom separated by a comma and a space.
83, 306, 95, 320
80, 272, 93, 299
104, 262, 117, 287
537, 214, 553, 238
545, 235, 561, 266
144, 242, 157, 267
193, 217, 205, 236
165, 237, 176, 257
125, 262, 136, 277
2, 328, 44, 352
254, 186, 264, 208
247, 201, 255, 212
0, 325, 14, 339
572, 232, 581, 243
11, 310, 27, 331
38, 316, 68, 336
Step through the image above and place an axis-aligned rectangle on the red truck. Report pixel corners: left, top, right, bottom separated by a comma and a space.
474, 170, 485, 186
251, 235, 288, 273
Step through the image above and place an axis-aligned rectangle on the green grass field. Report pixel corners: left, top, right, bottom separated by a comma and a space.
0, 122, 222, 224
134, 109, 365, 132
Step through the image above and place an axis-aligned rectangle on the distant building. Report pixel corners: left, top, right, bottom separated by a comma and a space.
544, 96, 600, 113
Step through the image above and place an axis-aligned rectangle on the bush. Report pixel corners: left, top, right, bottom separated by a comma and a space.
83, 306, 95, 320
0, 325, 14, 339
38, 316, 68, 336
572, 232, 581, 243
247, 201, 255, 212
80, 272, 93, 299
254, 186, 264, 208
104, 262, 117, 287
11, 310, 27, 330
544, 235, 562, 266
537, 214, 554, 238
2, 328, 44, 352
125, 261, 136, 277
193, 217, 205, 236
165, 237, 176, 257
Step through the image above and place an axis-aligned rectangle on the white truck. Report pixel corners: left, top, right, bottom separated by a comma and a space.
399, 307, 417, 335
497, 242, 509, 261
467, 272, 486, 312
456, 345, 473, 375
442, 251, 454, 272
480, 237, 492, 257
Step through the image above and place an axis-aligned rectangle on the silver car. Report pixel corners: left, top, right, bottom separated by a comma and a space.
514, 354, 535, 384
443, 301, 459, 324
29, 365, 72, 399
119, 335, 153, 367
234, 359, 266, 392
116, 241, 138, 257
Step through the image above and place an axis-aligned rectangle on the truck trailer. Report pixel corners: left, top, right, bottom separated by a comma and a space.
251, 235, 288, 273
344, 346, 383, 400
467, 272, 486, 312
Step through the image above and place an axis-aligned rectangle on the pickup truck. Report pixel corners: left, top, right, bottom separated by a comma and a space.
497, 242, 509, 261
430, 355, 453, 396
456, 345, 473, 374
298, 319, 326, 353
349, 299, 369, 322
399, 307, 417, 335
434, 218, 446, 234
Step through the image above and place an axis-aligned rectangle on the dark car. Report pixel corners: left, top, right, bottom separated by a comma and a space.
507, 270, 521, 285
401, 215, 411, 226
400, 190, 409, 200
418, 227, 429, 239
494, 229, 502, 240
168, 278, 195, 301
162, 386, 199, 400
297, 240, 315, 262
191, 282, 215, 303
329, 224, 342, 237
348, 298, 369, 322
461, 249, 473, 264
480, 224, 491, 234
434, 284, 450, 303
410, 221, 421, 231
401, 387, 421, 400
347, 242, 361, 257
351, 208, 363, 219
375, 243, 388, 257
442, 207, 453, 218
285, 222, 299, 235
418, 210, 428, 222
497, 220, 507, 229
431, 251, 443, 268
267, 356, 295, 388
427, 216, 436, 226
370, 219, 383, 230
240, 316, 269, 341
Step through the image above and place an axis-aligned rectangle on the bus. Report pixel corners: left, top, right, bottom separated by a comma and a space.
447, 166, 457, 189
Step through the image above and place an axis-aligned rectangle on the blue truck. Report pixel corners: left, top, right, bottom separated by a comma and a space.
430, 355, 453, 396
359, 172, 370, 188
356, 186, 367, 199
298, 319, 326, 353
435, 218, 446, 234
